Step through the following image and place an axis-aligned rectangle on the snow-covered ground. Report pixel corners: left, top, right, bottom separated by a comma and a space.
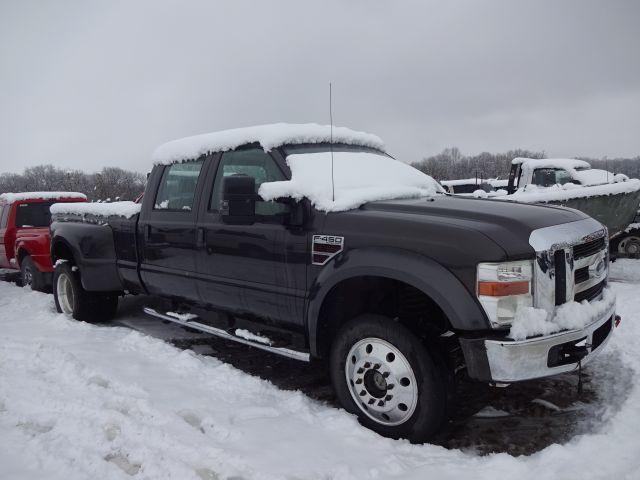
1, 264, 640, 479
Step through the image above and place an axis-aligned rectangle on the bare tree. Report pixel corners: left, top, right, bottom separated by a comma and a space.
0, 164, 145, 201
412, 148, 546, 181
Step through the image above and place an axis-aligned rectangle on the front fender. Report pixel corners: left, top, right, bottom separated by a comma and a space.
306, 247, 489, 356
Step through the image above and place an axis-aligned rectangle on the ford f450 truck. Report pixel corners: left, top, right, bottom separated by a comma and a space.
49, 124, 617, 442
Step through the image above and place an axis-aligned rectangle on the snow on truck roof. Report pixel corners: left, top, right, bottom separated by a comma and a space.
152, 123, 386, 164
512, 157, 591, 170
50, 201, 141, 219
0, 191, 86, 204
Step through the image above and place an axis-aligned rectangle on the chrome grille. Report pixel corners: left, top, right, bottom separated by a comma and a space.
575, 280, 606, 303
533, 226, 608, 313
573, 237, 606, 260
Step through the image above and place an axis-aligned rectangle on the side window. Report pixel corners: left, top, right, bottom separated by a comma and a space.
531, 168, 557, 187
154, 160, 204, 211
0, 206, 5, 228
210, 148, 287, 217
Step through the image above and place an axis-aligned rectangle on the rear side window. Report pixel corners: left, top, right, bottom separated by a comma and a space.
154, 160, 204, 211
15, 203, 53, 227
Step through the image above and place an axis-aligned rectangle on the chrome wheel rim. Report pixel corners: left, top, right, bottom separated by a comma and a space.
345, 337, 418, 426
56, 273, 74, 315
620, 236, 640, 257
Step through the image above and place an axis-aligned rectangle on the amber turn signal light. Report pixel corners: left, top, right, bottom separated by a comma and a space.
478, 281, 529, 297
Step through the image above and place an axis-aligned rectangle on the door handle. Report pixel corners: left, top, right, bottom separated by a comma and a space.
196, 227, 205, 248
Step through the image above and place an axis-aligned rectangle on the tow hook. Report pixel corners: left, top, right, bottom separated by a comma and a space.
615, 315, 622, 328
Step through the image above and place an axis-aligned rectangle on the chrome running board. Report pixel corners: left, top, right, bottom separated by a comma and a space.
143, 307, 310, 362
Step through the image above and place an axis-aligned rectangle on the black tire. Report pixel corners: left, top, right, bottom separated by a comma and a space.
53, 263, 118, 322
330, 314, 448, 443
617, 233, 640, 259
20, 256, 47, 292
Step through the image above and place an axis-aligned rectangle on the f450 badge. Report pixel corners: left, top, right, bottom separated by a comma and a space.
312, 235, 344, 265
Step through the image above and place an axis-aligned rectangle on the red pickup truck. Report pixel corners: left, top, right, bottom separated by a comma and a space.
0, 192, 87, 290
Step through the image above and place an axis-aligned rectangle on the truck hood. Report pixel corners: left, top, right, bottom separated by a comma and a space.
362, 194, 590, 257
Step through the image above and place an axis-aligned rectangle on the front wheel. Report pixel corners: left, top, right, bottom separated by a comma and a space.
330, 314, 448, 442
53, 263, 118, 322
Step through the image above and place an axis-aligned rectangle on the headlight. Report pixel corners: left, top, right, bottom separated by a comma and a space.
477, 260, 533, 328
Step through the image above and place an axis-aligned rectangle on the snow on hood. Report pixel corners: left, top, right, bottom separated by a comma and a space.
572, 169, 628, 186
259, 151, 442, 212
50, 201, 141, 219
0, 191, 87, 203
152, 123, 385, 164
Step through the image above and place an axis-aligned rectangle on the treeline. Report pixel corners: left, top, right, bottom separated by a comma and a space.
411, 147, 640, 181
0, 165, 145, 201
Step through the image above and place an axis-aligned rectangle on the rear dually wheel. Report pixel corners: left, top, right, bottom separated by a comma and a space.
53, 263, 118, 322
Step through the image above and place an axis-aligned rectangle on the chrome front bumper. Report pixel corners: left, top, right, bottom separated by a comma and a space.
460, 294, 616, 383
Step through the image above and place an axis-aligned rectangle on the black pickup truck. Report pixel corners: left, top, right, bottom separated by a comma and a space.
49, 124, 617, 442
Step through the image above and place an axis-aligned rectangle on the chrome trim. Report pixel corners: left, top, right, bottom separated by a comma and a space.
529, 219, 608, 312
574, 248, 608, 294
483, 296, 615, 383
529, 218, 606, 253
143, 307, 311, 362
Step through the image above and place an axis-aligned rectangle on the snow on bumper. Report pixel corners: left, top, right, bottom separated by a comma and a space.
460, 291, 616, 383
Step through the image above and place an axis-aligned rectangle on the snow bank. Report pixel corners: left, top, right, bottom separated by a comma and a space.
1, 277, 640, 478
50, 201, 141, 219
0, 192, 86, 203
509, 287, 615, 340
259, 151, 442, 212
499, 179, 640, 204
609, 259, 640, 283
152, 123, 385, 164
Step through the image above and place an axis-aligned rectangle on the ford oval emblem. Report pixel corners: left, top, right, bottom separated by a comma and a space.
592, 259, 606, 278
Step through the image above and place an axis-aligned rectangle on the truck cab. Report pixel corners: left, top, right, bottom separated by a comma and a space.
0, 192, 86, 290
507, 157, 625, 193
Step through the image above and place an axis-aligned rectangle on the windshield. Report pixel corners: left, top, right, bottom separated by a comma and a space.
259, 148, 443, 212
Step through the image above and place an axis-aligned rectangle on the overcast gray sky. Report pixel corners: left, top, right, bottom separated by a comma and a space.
1, 0, 639, 174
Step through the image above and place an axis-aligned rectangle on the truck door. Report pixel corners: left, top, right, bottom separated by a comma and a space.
194, 147, 307, 327
138, 159, 206, 302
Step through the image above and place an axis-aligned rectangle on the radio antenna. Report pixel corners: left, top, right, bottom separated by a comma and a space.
330, 82, 335, 202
